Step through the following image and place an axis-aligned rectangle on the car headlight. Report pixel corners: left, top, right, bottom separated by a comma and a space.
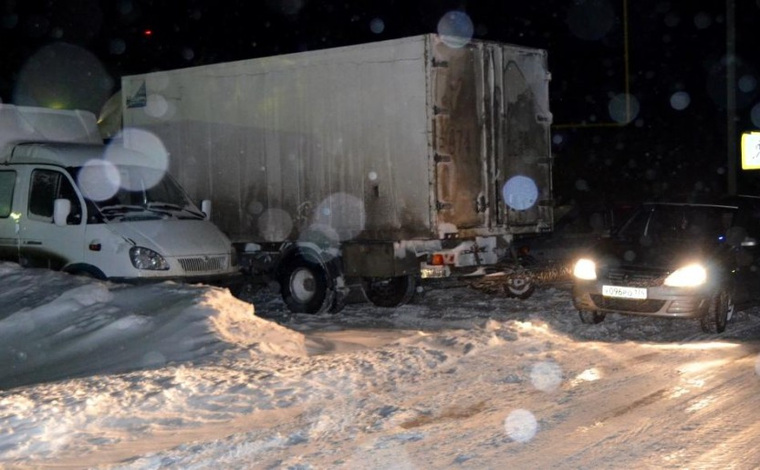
130, 247, 170, 271
664, 264, 706, 287
573, 258, 597, 280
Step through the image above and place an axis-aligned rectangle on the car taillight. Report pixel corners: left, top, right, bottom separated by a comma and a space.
431, 253, 445, 266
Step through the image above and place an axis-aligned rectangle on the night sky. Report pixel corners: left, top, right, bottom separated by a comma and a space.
3, 0, 760, 212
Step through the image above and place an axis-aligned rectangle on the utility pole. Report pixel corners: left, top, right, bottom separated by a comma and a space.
727, 0, 737, 195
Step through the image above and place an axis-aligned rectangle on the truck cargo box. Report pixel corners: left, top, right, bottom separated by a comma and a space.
122, 34, 553, 245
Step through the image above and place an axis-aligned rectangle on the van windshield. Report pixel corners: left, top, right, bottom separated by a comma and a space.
72, 165, 205, 221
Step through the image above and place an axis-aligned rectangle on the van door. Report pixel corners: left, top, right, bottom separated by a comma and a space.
18, 168, 86, 270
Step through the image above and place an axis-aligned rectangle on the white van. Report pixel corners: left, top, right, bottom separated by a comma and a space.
0, 105, 239, 283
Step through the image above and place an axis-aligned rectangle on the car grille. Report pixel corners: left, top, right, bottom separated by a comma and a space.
178, 256, 227, 272
601, 267, 666, 287
590, 294, 666, 313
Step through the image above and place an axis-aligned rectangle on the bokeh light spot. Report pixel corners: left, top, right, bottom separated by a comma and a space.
694, 12, 712, 29
370, 18, 385, 34
258, 208, 294, 242
670, 91, 691, 111
437, 11, 474, 48
110, 128, 169, 188
13, 43, 114, 114
109, 38, 126, 55
247, 200, 264, 216
751, 103, 760, 128
530, 361, 563, 392
504, 409, 538, 443
566, 0, 614, 41
182, 47, 195, 61
739, 75, 758, 94
145, 94, 170, 119
312, 192, 366, 241
266, 0, 305, 16
503, 176, 538, 211
78, 160, 120, 201
608, 93, 640, 124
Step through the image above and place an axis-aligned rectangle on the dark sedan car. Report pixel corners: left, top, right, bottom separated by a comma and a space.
571, 200, 760, 333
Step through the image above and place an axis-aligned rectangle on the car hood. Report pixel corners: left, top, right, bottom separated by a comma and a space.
590, 236, 728, 271
108, 219, 232, 257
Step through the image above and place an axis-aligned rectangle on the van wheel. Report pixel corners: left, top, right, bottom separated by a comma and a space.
701, 290, 730, 334
579, 310, 606, 324
65, 264, 106, 280
362, 275, 416, 308
278, 255, 334, 314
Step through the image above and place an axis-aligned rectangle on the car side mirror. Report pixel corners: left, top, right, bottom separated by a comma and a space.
53, 198, 71, 226
201, 199, 212, 220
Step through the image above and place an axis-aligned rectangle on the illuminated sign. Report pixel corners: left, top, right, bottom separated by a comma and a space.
741, 131, 760, 170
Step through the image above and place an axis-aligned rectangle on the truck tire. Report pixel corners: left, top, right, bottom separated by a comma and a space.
362, 275, 416, 308
505, 273, 535, 299
278, 255, 335, 314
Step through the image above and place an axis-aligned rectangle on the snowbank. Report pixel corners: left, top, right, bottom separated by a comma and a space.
0, 263, 306, 390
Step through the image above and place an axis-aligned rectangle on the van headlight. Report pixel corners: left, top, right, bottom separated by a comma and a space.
573, 258, 597, 280
664, 264, 706, 287
130, 247, 170, 270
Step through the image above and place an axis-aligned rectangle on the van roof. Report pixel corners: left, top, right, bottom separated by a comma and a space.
0, 104, 101, 150
0, 142, 164, 169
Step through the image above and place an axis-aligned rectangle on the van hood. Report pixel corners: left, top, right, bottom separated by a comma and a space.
107, 219, 232, 257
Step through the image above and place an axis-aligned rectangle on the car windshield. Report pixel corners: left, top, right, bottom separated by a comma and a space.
73, 165, 204, 220
616, 204, 735, 243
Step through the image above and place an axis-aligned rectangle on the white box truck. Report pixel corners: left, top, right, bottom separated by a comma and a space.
0, 104, 239, 283
121, 34, 553, 313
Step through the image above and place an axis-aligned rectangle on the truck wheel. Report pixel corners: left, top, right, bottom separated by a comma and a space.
506, 273, 535, 299
579, 310, 606, 324
700, 290, 730, 334
362, 275, 416, 308
278, 255, 335, 314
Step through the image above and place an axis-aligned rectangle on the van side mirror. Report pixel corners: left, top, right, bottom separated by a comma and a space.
53, 199, 71, 226
201, 199, 212, 220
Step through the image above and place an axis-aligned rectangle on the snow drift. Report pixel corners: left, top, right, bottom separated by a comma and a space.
0, 263, 306, 390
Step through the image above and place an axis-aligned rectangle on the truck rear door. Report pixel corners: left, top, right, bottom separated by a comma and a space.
429, 38, 553, 237
486, 44, 553, 234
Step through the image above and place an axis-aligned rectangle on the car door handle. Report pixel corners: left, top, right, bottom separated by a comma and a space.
24, 240, 42, 245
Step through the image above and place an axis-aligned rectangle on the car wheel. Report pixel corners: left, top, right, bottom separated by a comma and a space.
700, 290, 730, 334
579, 310, 606, 324
726, 295, 736, 322
362, 275, 416, 308
279, 255, 335, 314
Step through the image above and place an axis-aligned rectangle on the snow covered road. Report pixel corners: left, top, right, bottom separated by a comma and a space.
1, 263, 760, 468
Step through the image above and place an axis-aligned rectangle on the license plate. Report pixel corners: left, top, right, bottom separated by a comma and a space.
603, 285, 647, 299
